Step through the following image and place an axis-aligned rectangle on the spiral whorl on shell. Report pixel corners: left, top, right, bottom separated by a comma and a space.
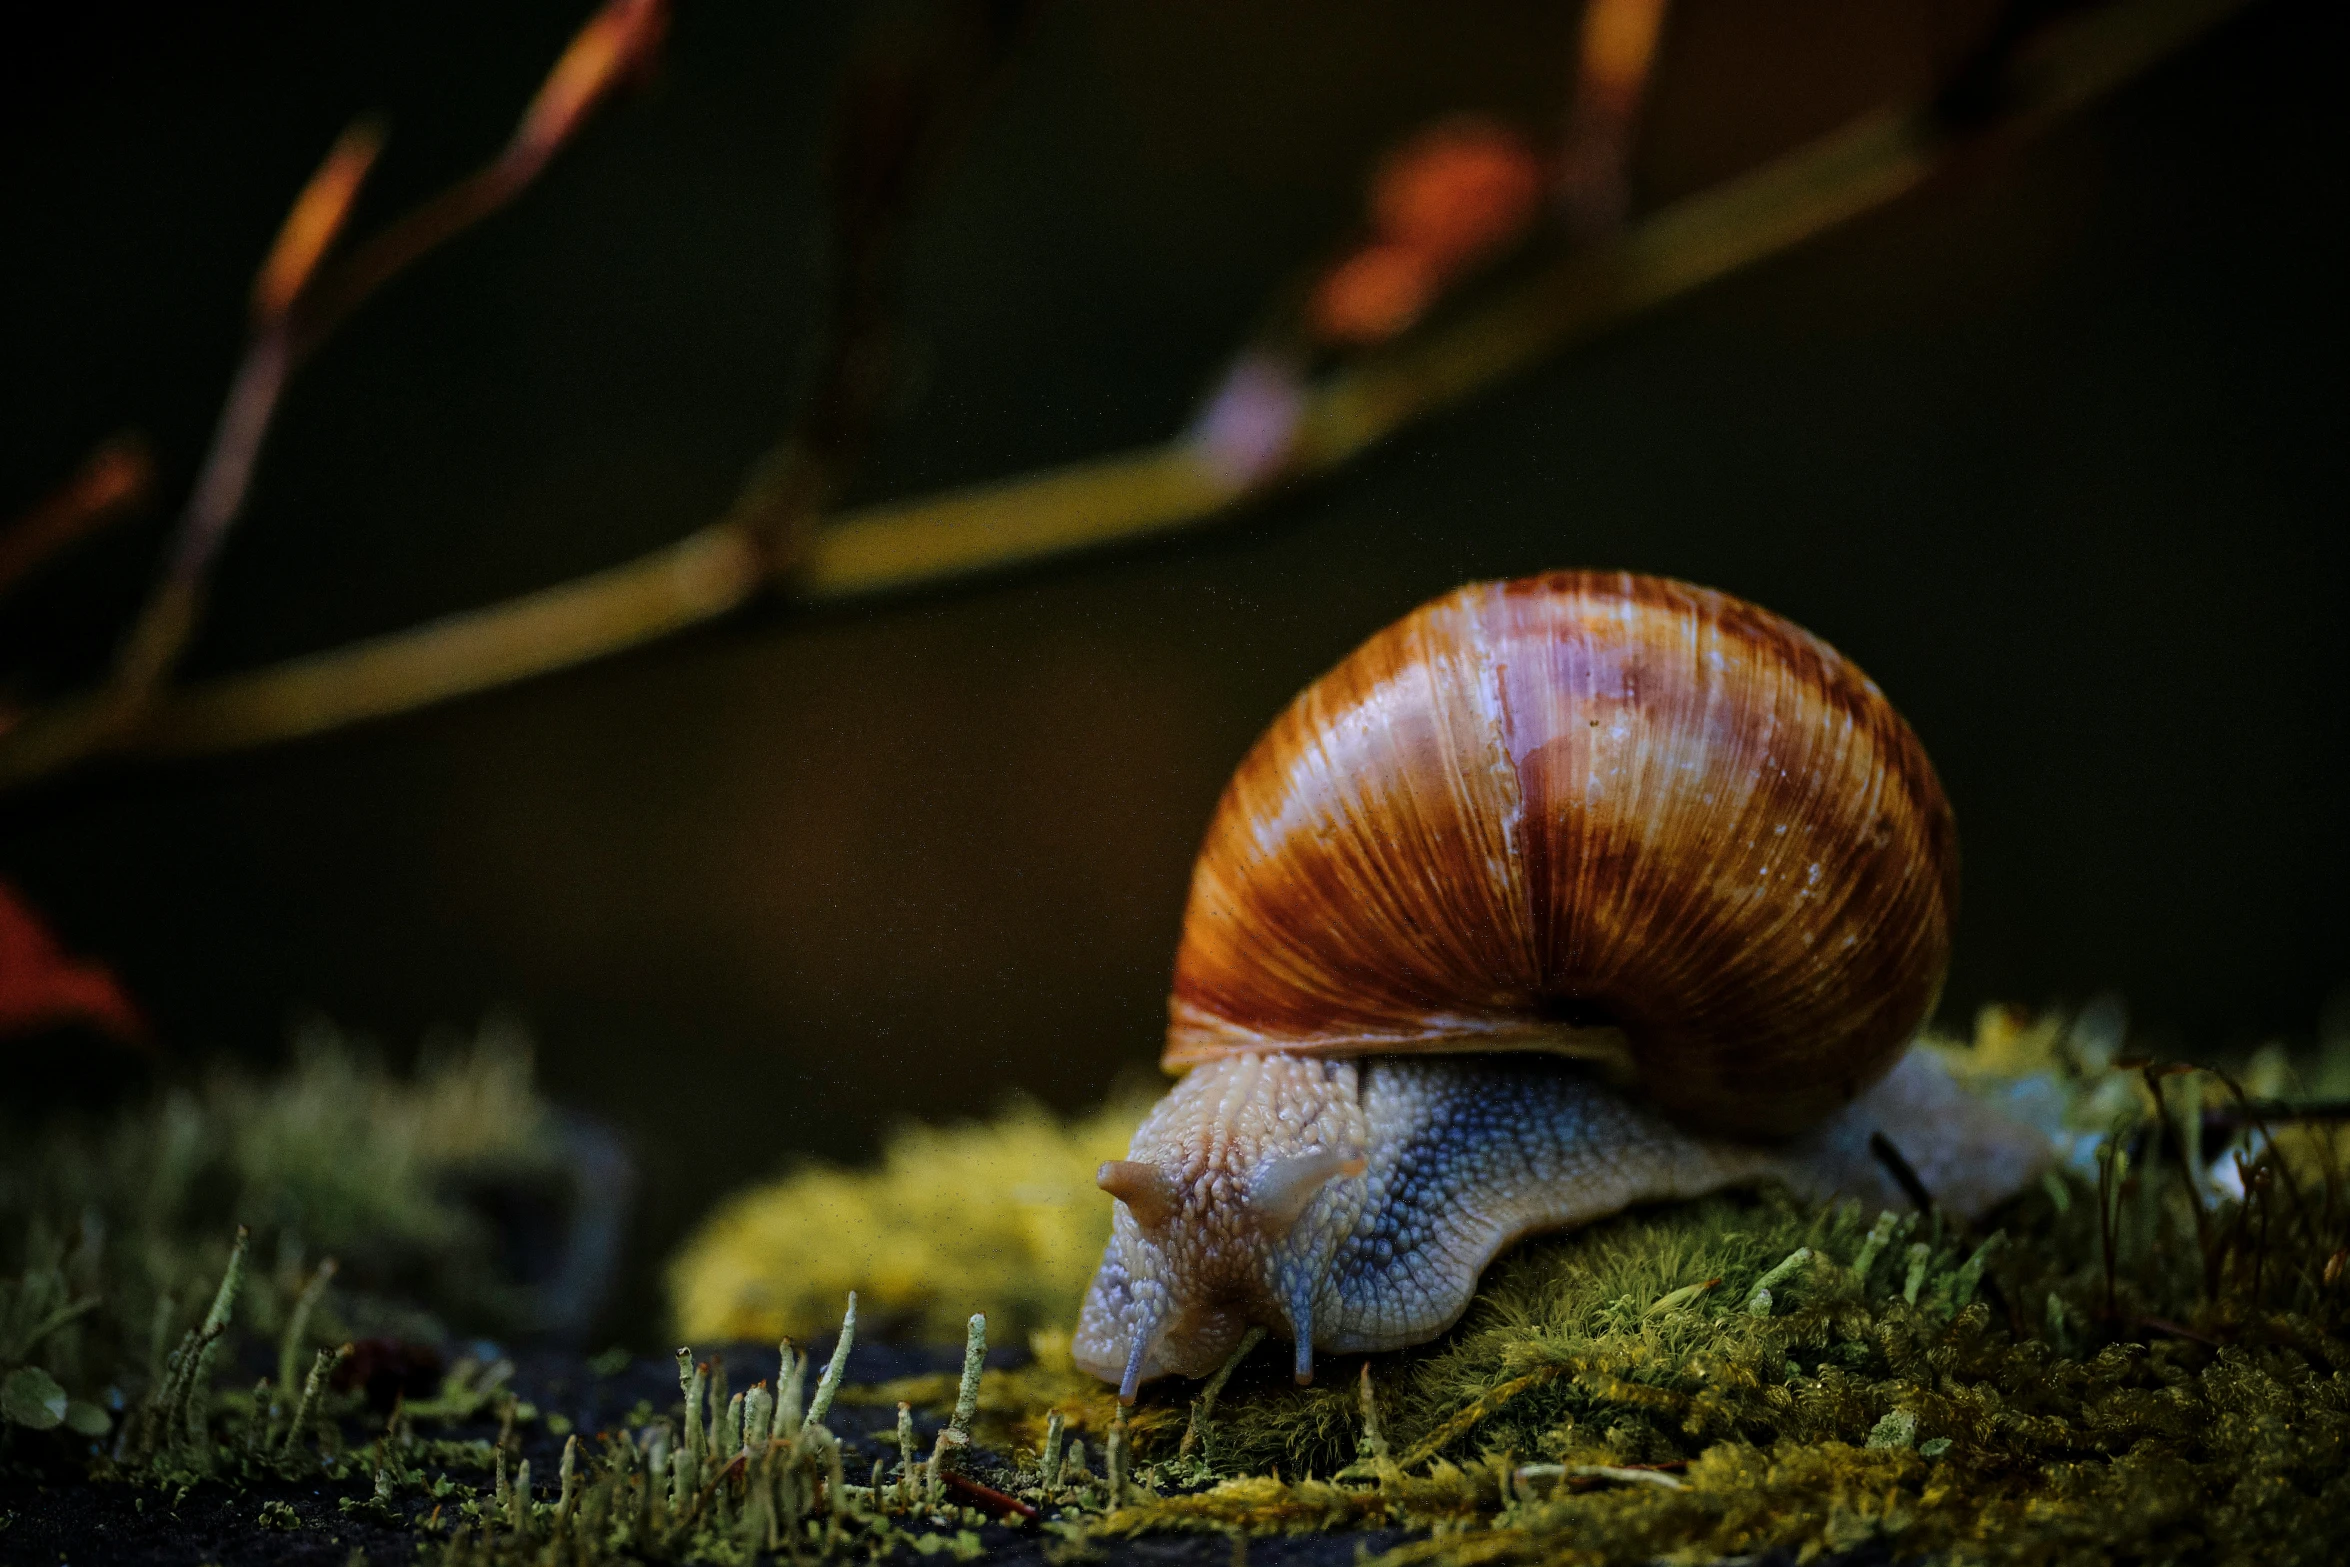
1164, 570, 1958, 1137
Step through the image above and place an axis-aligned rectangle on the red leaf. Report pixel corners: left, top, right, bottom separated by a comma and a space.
0, 879, 147, 1044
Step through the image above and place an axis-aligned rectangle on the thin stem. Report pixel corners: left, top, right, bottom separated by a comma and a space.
2143, 1064, 2218, 1300
1557, 0, 1672, 237
804, 1293, 857, 1429
0, 435, 152, 602
292, 0, 668, 358
277, 1258, 338, 1410
2097, 1141, 2123, 1324
1179, 1325, 1266, 1460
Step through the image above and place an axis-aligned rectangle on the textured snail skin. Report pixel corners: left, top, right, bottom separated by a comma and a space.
1071, 1047, 2050, 1395
1078, 571, 2017, 1400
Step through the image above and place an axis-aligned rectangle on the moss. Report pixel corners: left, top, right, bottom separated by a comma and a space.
842, 1327, 1127, 1460
5, 1038, 1150, 1561
672, 1005, 2350, 1564
1080, 1011, 2350, 1564
10, 1004, 2346, 1564
2, 1016, 570, 1374
1094, 1200, 2350, 1564
1, 1018, 586, 1501
668, 1087, 1158, 1346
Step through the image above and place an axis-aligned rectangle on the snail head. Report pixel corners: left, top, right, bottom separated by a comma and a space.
1072, 1054, 1369, 1401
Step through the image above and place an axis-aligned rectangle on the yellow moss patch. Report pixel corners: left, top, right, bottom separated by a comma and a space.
667, 1090, 1153, 1345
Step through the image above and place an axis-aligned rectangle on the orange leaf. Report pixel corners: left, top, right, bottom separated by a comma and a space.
1370, 118, 1544, 271
1309, 242, 1440, 347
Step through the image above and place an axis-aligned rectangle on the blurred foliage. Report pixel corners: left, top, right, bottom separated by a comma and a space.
0, 1016, 568, 1439
668, 1085, 1158, 1347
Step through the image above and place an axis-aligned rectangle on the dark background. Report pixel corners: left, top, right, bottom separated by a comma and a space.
2, 0, 2342, 1339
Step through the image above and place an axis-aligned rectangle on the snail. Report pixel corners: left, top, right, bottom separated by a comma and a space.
1073, 571, 2050, 1400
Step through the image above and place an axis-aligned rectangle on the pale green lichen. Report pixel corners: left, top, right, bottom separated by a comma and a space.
0, 1025, 600, 1522
2, 1016, 570, 1389
410, 1297, 1027, 1564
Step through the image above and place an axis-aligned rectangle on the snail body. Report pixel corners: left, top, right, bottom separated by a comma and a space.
1073, 572, 2050, 1399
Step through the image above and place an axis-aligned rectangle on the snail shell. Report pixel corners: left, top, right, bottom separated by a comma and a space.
1168, 569, 1958, 1137
1074, 572, 2040, 1400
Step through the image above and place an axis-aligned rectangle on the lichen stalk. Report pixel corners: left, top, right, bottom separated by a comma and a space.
776, 1339, 806, 1438
276, 1256, 336, 1400
896, 1401, 918, 1510
807, 1292, 857, 1428
1040, 1408, 1067, 1483
277, 1343, 347, 1460
948, 1311, 986, 1442
508, 1457, 532, 1537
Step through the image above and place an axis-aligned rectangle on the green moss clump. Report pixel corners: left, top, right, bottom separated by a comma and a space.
1101, 1190, 2349, 1565
2, 1019, 570, 1458
1075, 1008, 2350, 1565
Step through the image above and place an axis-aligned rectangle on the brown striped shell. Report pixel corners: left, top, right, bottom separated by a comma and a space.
1164, 570, 1958, 1138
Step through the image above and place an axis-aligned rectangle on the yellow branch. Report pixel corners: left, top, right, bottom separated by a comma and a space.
0, 0, 2252, 783
146, 524, 766, 755
800, 443, 1233, 597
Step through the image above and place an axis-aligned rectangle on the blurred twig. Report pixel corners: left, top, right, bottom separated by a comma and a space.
0, 0, 2256, 787
109, 0, 667, 712
289, 0, 671, 359
720, 0, 1050, 572
0, 435, 154, 604
806, 0, 2251, 591
1556, 0, 1672, 237
106, 119, 385, 714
